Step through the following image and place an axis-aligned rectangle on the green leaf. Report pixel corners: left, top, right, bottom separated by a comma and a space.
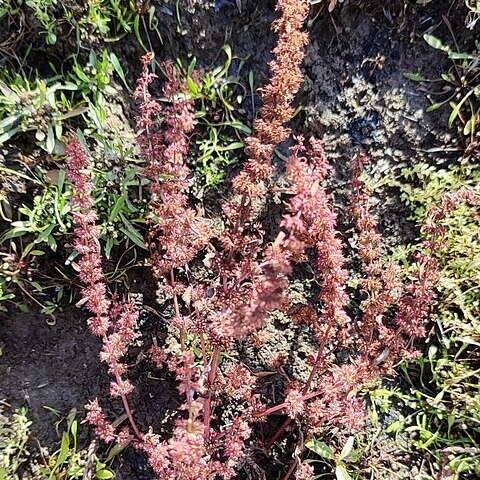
0, 113, 21, 129
56, 106, 88, 121
57, 168, 65, 192
0, 126, 19, 144
448, 90, 473, 127
46, 32, 57, 45
221, 142, 243, 151
105, 237, 114, 259
119, 226, 146, 249
133, 16, 148, 52
426, 102, 443, 112
464, 115, 475, 136
188, 57, 197, 76
441, 73, 453, 83
305, 438, 333, 459
0, 227, 28, 241
30, 282, 43, 292
336, 464, 353, 480
96, 470, 114, 479
423, 34, 447, 52
37, 224, 56, 244
105, 440, 130, 462
386, 419, 402, 433
229, 121, 251, 134
110, 52, 129, 91
46, 125, 55, 153
18, 303, 29, 313
0, 79, 20, 100
187, 76, 198, 96
448, 52, 473, 60
108, 194, 127, 222
119, 214, 146, 249
46, 234, 58, 251
53, 432, 70, 471
340, 436, 355, 461
404, 72, 425, 81
70, 419, 77, 439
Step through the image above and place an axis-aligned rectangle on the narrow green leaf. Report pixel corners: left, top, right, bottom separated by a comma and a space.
57, 168, 65, 192
105, 237, 114, 259
119, 226, 147, 249
463, 116, 475, 136
105, 440, 130, 462
0, 126, 19, 144
0, 79, 19, 100
220, 142, 243, 151
46, 234, 57, 251
336, 464, 353, 480
0, 113, 21, 129
230, 121, 251, 134
404, 72, 425, 81
46, 125, 55, 153
423, 34, 447, 51
340, 436, 355, 461
426, 102, 443, 112
53, 432, 70, 470
30, 281, 42, 292
448, 52, 473, 60
70, 419, 77, 439
110, 52, 129, 91
56, 106, 89, 121
188, 57, 197, 76
187, 76, 198, 96
448, 91, 473, 127
108, 194, 127, 222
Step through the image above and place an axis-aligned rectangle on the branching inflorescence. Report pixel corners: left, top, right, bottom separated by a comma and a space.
64, 0, 447, 478
66, 138, 141, 443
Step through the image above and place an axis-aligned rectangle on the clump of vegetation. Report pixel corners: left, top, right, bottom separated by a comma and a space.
391, 161, 480, 479
0, 0, 160, 47
62, 1, 457, 478
0, 403, 31, 478
409, 31, 480, 157
176, 46, 252, 190
0, 0, 479, 479
0, 404, 116, 479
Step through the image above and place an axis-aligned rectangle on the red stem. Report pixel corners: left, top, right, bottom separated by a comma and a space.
265, 417, 291, 450
282, 459, 298, 480
301, 324, 331, 395
262, 325, 332, 449
253, 390, 321, 418
170, 268, 193, 413
102, 330, 142, 440
113, 366, 142, 439
203, 347, 221, 440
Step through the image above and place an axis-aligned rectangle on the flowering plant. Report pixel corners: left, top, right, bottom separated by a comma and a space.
64, 0, 450, 478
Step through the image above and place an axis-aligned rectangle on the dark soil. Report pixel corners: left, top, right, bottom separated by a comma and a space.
0, 310, 107, 445
0, 0, 477, 479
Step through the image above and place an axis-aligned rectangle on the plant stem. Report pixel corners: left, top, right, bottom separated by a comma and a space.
262, 325, 331, 449
282, 459, 298, 480
113, 366, 142, 439
203, 346, 220, 441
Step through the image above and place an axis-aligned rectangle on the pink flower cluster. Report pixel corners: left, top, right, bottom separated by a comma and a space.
134, 55, 212, 278
283, 137, 350, 342
66, 138, 141, 441
224, 0, 309, 226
